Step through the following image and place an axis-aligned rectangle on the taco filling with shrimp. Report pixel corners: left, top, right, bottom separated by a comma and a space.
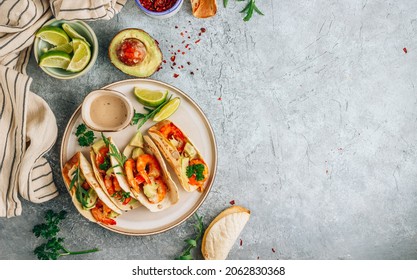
90, 134, 141, 212
62, 152, 122, 226
148, 120, 209, 192
123, 132, 179, 212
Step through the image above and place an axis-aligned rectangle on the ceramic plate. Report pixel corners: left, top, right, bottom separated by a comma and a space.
60, 79, 217, 235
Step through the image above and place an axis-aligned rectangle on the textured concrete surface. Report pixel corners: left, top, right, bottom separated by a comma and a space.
1, 0, 417, 260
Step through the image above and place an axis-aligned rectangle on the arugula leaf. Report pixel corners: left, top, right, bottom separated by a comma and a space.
131, 95, 172, 130
186, 164, 205, 181
33, 210, 99, 260
100, 133, 127, 168
76, 123, 96, 147
176, 213, 204, 260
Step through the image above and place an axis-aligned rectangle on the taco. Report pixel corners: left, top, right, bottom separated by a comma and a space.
148, 120, 209, 192
123, 132, 179, 212
62, 152, 122, 226
90, 135, 141, 211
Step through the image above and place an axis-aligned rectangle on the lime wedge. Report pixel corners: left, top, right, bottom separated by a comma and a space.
39, 50, 71, 69
49, 42, 73, 54
62, 23, 91, 47
134, 88, 168, 107
66, 38, 91, 72
153, 97, 181, 122
36, 26, 70, 46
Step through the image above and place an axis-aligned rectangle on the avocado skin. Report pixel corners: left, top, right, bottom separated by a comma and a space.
108, 28, 162, 77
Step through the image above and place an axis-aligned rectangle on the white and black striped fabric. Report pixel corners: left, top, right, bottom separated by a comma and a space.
0, 0, 127, 218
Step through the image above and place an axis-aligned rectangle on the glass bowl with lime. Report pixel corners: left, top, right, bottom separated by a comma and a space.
33, 19, 98, 80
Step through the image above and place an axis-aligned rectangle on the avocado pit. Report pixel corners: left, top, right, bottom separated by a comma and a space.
116, 38, 147, 66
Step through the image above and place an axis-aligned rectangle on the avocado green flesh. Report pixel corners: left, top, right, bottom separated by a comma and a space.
92, 139, 106, 155
129, 130, 144, 147
132, 147, 145, 160
143, 182, 158, 200
109, 29, 162, 77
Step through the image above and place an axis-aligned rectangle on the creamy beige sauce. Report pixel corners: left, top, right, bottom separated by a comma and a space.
90, 95, 128, 128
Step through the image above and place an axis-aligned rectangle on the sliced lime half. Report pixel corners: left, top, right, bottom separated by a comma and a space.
62, 23, 91, 47
134, 88, 168, 107
36, 26, 70, 46
49, 42, 73, 54
39, 50, 71, 69
153, 97, 181, 122
66, 38, 91, 72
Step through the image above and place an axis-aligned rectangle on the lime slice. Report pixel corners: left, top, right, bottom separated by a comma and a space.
39, 50, 71, 69
134, 88, 168, 107
36, 26, 70, 46
66, 38, 91, 72
49, 42, 73, 54
153, 97, 181, 122
62, 23, 91, 47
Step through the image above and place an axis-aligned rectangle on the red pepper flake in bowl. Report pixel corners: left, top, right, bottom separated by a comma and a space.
139, 0, 178, 12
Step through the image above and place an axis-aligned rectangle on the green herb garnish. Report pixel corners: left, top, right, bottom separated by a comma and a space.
33, 210, 99, 260
101, 133, 127, 168
75, 123, 96, 147
224, 0, 264, 21
69, 167, 90, 208
186, 164, 205, 181
99, 158, 110, 171
131, 95, 172, 129
176, 213, 204, 260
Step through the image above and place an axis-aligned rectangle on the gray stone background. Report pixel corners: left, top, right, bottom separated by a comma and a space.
1, 0, 417, 259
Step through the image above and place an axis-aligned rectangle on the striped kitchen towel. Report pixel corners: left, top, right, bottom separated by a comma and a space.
0, 0, 127, 218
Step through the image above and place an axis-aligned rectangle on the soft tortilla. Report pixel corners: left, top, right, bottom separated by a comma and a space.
90, 137, 141, 212
62, 152, 122, 224
148, 120, 208, 192
125, 135, 179, 212
191, 0, 217, 18
202, 206, 250, 260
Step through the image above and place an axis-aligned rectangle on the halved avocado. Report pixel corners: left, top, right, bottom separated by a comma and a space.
108, 28, 162, 77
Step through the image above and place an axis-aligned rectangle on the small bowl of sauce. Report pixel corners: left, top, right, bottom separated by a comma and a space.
82, 89, 134, 132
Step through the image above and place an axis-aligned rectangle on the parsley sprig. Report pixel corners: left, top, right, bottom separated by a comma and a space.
75, 123, 96, 147
186, 164, 205, 181
176, 213, 204, 260
131, 95, 172, 129
33, 210, 99, 260
224, 0, 264, 21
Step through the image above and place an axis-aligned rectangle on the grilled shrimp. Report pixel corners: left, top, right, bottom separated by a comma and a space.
136, 154, 161, 184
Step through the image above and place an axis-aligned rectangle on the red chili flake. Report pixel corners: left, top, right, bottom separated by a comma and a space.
180, 65, 184, 68
187, 61, 191, 65
173, 62, 176, 66
163, 60, 167, 64
188, 36, 191, 39
185, 31, 188, 33
229, 200, 235, 205
156, 66, 162, 72
190, 71, 194, 75
170, 66, 174, 70
185, 44, 189, 49
180, 32, 184, 37
272, 248, 276, 253
188, 48, 191, 50
198, 33, 202, 36
218, 97, 222, 101
240, 239, 243, 246
175, 26, 178, 29
403, 47, 408, 53
182, 40, 185, 44
201, 28, 206, 33
170, 56, 176, 62
173, 73, 179, 78
171, 45, 173, 48
182, 52, 185, 55
177, 49, 181, 53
